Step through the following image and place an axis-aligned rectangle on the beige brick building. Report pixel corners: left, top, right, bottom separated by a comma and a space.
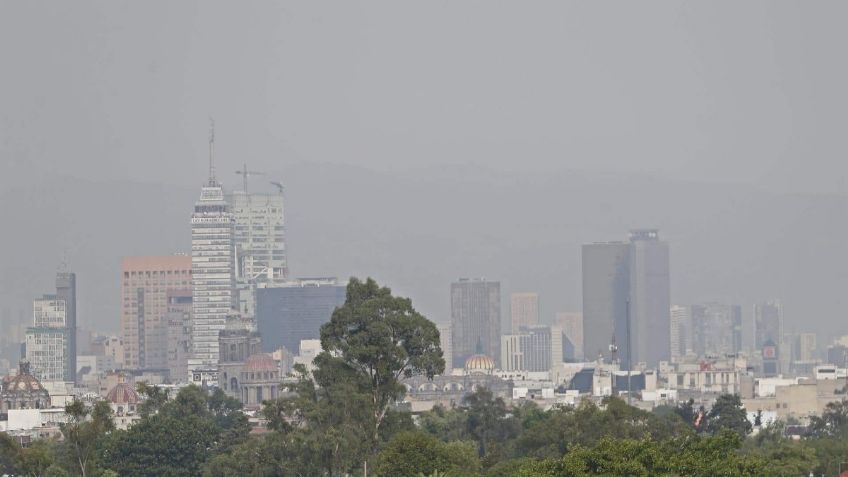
121, 256, 191, 370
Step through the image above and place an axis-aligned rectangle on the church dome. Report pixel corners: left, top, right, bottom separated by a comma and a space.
1, 361, 50, 410
244, 353, 278, 373
464, 354, 495, 374
105, 374, 139, 404
4, 361, 47, 394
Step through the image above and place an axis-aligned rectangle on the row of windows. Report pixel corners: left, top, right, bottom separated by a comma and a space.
124, 270, 191, 278
124, 280, 190, 286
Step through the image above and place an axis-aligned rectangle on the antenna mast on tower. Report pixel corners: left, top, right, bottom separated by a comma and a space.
208, 118, 216, 185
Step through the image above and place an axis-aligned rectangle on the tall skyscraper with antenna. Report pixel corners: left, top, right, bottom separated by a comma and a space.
188, 120, 236, 386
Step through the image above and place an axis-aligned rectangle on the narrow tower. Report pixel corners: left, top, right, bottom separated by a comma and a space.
188, 120, 236, 386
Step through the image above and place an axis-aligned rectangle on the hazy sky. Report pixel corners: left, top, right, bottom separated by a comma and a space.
2, 1, 847, 193
2, 2, 848, 342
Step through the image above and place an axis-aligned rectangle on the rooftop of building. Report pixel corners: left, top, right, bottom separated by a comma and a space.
121, 255, 192, 271
244, 353, 279, 373
258, 277, 340, 288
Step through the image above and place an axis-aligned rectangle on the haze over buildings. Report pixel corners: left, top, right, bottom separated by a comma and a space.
581, 230, 670, 369
451, 278, 501, 368
510, 292, 540, 333
4, 4, 848, 458
120, 256, 192, 371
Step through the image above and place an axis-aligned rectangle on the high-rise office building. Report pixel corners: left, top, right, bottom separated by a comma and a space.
501, 325, 563, 372
255, 278, 346, 355
582, 230, 670, 368
120, 256, 192, 370
754, 301, 783, 350
510, 293, 539, 333
189, 125, 236, 385
556, 312, 583, 360
628, 229, 670, 369
582, 242, 630, 364
165, 289, 192, 383
227, 190, 287, 284
690, 303, 742, 357
437, 324, 453, 372
25, 296, 69, 382
227, 189, 287, 319
451, 278, 501, 368
669, 305, 691, 359
762, 340, 780, 377
55, 272, 76, 383
793, 333, 817, 363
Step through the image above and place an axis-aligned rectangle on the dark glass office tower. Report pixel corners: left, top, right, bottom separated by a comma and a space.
256, 278, 346, 355
628, 229, 670, 368
581, 243, 630, 364
451, 278, 501, 368
582, 230, 670, 369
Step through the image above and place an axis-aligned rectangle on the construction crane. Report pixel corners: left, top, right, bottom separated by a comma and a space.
235, 163, 264, 193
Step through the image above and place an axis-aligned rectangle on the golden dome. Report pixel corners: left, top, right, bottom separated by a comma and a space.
464, 354, 495, 374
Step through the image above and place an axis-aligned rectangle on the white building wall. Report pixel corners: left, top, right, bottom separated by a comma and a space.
25, 329, 67, 382
190, 183, 236, 386
228, 192, 287, 284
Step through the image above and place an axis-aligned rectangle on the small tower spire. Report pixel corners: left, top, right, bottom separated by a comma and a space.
208, 118, 217, 185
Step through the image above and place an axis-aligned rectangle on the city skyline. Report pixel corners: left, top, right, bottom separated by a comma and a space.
3, 3, 848, 474
1, 156, 831, 377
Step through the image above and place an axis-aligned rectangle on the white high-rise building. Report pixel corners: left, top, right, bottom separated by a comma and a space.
670, 305, 691, 359
228, 191, 287, 284
26, 296, 69, 382
500, 325, 563, 372
226, 188, 287, 318
189, 124, 236, 386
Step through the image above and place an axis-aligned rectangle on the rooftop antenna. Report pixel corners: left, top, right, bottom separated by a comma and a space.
235, 163, 264, 193
58, 248, 69, 273
609, 334, 618, 364
626, 297, 632, 406
208, 118, 216, 186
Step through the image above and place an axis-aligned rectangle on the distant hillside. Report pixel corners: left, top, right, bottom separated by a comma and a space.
1, 161, 846, 343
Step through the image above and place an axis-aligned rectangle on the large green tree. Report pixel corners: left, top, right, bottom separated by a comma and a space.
706, 394, 752, 438
101, 385, 249, 477
417, 404, 471, 442
0, 431, 21, 475
515, 430, 769, 477
319, 277, 445, 463
260, 360, 373, 477
810, 398, 848, 437
18, 441, 56, 477
135, 382, 171, 418
374, 431, 480, 477
462, 387, 515, 460
60, 400, 114, 477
